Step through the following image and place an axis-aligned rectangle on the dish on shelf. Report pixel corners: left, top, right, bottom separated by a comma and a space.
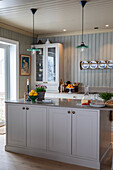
90, 102, 105, 108
89, 61, 97, 69
81, 61, 89, 69
98, 60, 106, 69
107, 60, 113, 69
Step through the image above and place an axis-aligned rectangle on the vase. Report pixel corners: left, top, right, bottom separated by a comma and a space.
37, 92, 45, 101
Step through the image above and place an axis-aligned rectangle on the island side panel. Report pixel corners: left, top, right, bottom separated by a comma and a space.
100, 110, 111, 160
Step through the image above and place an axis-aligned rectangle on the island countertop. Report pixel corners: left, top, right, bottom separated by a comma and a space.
5, 98, 113, 111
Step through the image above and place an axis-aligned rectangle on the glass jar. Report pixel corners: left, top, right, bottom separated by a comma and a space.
81, 94, 91, 105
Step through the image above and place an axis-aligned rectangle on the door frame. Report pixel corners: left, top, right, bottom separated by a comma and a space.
0, 37, 19, 99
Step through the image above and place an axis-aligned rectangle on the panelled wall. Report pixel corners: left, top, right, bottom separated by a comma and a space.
0, 27, 32, 98
39, 32, 113, 91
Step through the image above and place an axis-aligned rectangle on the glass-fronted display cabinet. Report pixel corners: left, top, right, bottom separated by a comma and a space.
47, 47, 56, 83
36, 48, 44, 82
31, 43, 63, 92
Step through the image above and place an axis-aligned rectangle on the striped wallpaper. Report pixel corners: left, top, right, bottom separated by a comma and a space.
38, 32, 113, 91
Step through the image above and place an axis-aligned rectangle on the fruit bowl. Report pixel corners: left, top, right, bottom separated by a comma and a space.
29, 96, 37, 103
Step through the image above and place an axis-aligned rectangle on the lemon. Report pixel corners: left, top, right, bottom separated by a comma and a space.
31, 90, 35, 94
34, 93, 38, 96
29, 92, 33, 96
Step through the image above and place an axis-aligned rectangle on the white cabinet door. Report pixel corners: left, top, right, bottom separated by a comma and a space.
72, 109, 99, 160
27, 106, 46, 150
35, 45, 46, 83
47, 107, 71, 155
46, 44, 58, 84
7, 104, 26, 147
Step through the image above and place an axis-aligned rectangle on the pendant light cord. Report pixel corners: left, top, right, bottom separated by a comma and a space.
82, 6, 84, 43
33, 13, 34, 45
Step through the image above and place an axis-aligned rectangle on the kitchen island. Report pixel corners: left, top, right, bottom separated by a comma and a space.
5, 98, 112, 170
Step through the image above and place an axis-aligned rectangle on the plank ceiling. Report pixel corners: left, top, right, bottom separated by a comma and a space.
0, 0, 113, 36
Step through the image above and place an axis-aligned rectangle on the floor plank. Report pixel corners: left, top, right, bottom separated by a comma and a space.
0, 135, 112, 170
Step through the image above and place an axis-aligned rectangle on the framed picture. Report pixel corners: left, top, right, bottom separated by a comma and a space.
20, 54, 31, 76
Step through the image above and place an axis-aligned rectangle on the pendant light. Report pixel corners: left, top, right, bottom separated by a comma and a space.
27, 8, 40, 52
76, 0, 88, 51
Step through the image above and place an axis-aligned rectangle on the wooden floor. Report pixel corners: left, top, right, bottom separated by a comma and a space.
0, 135, 112, 170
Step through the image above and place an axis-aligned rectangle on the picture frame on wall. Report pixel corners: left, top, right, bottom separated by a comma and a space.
20, 54, 31, 76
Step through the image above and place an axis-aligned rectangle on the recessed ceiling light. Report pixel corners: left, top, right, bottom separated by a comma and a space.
94, 27, 99, 29
105, 24, 109, 27
63, 29, 67, 32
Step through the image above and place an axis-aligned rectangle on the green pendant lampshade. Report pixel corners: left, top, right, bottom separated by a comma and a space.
77, 42, 88, 49
27, 47, 40, 52
27, 8, 40, 52
76, 1, 89, 49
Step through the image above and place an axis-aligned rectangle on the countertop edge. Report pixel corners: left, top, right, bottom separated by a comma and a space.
5, 99, 113, 111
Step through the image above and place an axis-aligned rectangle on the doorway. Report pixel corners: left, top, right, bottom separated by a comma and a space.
0, 47, 5, 127
0, 38, 19, 134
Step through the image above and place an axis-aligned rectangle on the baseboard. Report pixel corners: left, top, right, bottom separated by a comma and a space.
5, 145, 100, 170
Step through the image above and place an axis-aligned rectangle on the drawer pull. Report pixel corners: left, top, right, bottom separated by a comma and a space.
68, 111, 71, 114
72, 111, 75, 114
26, 107, 29, 110
22, 107, 25, 110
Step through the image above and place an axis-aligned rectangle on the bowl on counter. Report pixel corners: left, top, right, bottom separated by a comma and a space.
29, 96, 38, 103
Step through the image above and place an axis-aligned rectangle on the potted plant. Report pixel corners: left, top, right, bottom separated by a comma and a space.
35, 84, 47, 101
99, 92, 113, 102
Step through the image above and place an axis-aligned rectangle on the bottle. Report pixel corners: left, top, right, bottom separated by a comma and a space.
62, 82, 64, 92
60, 84, 63, 93
24, 92, 27, 101
59, 79, 63, 92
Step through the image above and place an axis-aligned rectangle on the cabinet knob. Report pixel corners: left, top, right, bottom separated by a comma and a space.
67, 111, 71, 114
22, 107, 25, 110
72, 111, 75, 114
26, 107, 29, 110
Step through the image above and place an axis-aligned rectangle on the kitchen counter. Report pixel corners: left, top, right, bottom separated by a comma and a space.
5, 98, 113, 111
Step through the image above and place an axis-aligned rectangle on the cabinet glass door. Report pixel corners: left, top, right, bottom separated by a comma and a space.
36, 48, 44, 82
47, 47, 56, 82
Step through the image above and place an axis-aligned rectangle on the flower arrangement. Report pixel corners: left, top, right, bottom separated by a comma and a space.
35, 84, 47, 92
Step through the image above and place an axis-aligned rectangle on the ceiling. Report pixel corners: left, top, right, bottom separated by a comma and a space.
0, 0, 113, 37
